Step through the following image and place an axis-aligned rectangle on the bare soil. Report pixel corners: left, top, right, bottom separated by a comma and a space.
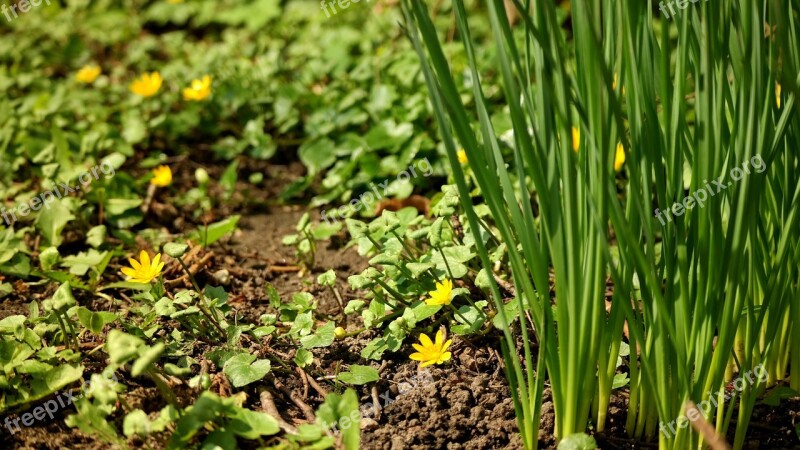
2, 159, 799, 449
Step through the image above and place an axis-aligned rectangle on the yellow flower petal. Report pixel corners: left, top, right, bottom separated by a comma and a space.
151, 165, 172, 187
130, 71, 162, 97
427, 279, 453, 306
76, 65, 101, 84
183, 75, 212, 101
614, 142, 626, 172
419, 333, 433, 347
121, 249, 163, 284
442, 339, 452, 352
409, 328, 455, 367
140, 251, 151, 267
434, 329, 444, 346
571, 127, 580, 152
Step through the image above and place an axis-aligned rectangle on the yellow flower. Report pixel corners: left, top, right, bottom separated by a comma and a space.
425, 279, 453, 306
183, 75, 212, 101
121, 250, 165, 284
150, 165, 173, 187
776, 83, 782, 109
167, 0, 183, 3
614, 142, 626, 172
75, 65, 101, 84
571, 127, 580, 152
130, 71, 163, 97
457, 149, 468, 164
410, 329, 452, 367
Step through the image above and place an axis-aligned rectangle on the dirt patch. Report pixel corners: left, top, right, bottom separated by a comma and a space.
3, 159, 800, 449
361, 362, 522, 449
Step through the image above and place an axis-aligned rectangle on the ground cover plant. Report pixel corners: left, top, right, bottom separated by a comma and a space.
1, 0, 799, 449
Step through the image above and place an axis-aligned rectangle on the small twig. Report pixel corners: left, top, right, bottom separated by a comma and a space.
259, 388, 298, 434
268, 265, 303, 273
194, 359, 211, 393
329, 285, 344, 314
298, 367, 328, 398
272, 376, 316, 422
684, 401, 732, 450
141, 184, 156, 215
493, 274, 516, 297
164, 252, 214, 288
297, 367, 309, 400
371, 385, 382, 420
377, 361, 389, 375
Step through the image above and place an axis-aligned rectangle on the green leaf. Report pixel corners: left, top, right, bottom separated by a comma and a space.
222, 353, 271, 387
762, 386, 800, 406
189, 216, 240, 246
410, 301, 441, 322
60, 249, 109, 276
42, 282, 76, 312
227, 406, 280, 438
336, 365, 379, 385
38, 247, 60, 271
428, 217, 445, 247
344, 300, 366, 314
85, 225, 107, 248
219, 160, 238, 200
168, 392, 227, 450
407, 262, 434, 278
316, 389, 360, 450
164, 242, 189, 258
35, 199, 75, 246
122, 110, 147, 144
76, 307, 117, 334
106, 330, 145, 367
557, 433, 597, 450
298, 138, 337, 174
0, 315, 26, 331
123, 409, 152, 437
451, 301, 487, 335
202, 429, 237, 450
301, 321, 336, 349
294, 348, 313, 367
611, 373, 629, 389
345, 219, 368, 239
132, 343, 166, 377
317, 269, 336, 287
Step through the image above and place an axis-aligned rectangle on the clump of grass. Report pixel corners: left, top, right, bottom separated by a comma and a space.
403, 0, 800, 448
